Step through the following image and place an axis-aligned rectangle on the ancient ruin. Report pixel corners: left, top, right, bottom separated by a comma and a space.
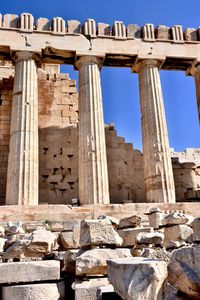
0, 12, 200, 300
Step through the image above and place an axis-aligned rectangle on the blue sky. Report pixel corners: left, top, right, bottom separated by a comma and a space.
0, 0, 199, 151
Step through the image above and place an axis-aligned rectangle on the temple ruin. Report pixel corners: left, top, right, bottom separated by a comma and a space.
0, 12, 200, 300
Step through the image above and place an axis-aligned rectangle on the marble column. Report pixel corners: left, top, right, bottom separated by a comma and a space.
6, 52, 39, 205
194, 65, 200, 122
138, 59, 176, 203
75, 56, 110, 205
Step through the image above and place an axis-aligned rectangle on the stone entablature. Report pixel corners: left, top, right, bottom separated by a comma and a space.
171, 148, 200, 165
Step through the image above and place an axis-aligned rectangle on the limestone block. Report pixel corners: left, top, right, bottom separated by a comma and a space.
118, 215, 141, 229
0, 225, 5, 237
0, 237, 6, 252
20, 13, 34, 32
184, 28, 197, 41
97, 23, 111, 36
80, 219, 122, 248
155, 25, 170, 40
67, 20, 80, 33
60, 231, 79, 249
168, 246, 200, 299
142, 24, 155, 40
0, 14, 2, 27
64, 249, 78, 273
97, 215, 119, 227
126, 24, 140, 38
0, 260, 60, 284
7, 221, 24, 235
52, 17, 66, 35
118, 227, 153, 247
164, 225, 193, 246
82, 19, 96, 37
112, 21, 126, 39
76, 248, 132, 276
107, 257, 167, 300
161, 212, 192, 226
171, 25, 184, 42
136, 232, 164, 245
36, 18, 51, 31
3, 14, 18, 28
148, 211, 163, 229
75, 278, 109, 300
191, 218, 200, 242
2, 282, 65, 300
142, 248, 171, 262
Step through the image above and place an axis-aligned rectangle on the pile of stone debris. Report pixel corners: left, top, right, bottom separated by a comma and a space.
0, 209, 200, 299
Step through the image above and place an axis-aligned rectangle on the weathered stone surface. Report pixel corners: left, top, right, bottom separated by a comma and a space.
164, 225, 193, 246
168, 246, 200, 299
118, 227, 153, 247
63, 219, 80, 231
118, 215, 141, 229
0, 225, 5, 237
60, 231, 79, 249
161, 212, 191, 226
2, 282, 65, 300
147, 208, 163, 229
192, 218, 200, 242
7, 221, 24, 235
75, 278, 109, 300
0, 237, 6, 252
64, 249, 78, 273
0, 260, 60, 283
97, 215, 119, 226
136, 232, 164, 245
79, 219, 122, 248
76, 248, 132, 276
107, 257, 167, 300
142, 248, 171, 262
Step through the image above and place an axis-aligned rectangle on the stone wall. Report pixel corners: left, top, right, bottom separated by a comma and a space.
0, 66, 200, 205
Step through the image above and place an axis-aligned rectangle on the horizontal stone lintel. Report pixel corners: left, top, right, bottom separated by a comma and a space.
0, 29, 200, 70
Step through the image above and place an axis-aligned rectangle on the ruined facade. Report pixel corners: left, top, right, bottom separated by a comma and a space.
0, 13, 199, 206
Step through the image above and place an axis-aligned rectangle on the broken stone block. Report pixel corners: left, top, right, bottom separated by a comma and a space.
118, 227, 153, 247
136, 232, 164, 245
7, 221, 24, 235
191, 218, 200, 242
107, 257, 167, 300
64, 249, 79, 273
79, 219, 122, 248
126, 24, 141, 38
4, 234, 18, 250
147, 208, 163, 229
0, 225, 5, 237
60, 231, 79, 249
75, 278, 110, 300
97, 215, 119, 227
0, 260, 60, 284
161, 212, 192, 226
63, 219, 80, 231
0, 237, 6, 252
118, 215, 141, 229
76, 248, 132, 276
142, 248, 171, 262
168, 246, 200, 299
2, 282, 65, 300
164, 224, 193, 246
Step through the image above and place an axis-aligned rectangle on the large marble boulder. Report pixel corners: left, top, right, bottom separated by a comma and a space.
107, 257, 167, 300
76, 248, 132, 276
79, 219, 122, 248
168, 246, 200, 299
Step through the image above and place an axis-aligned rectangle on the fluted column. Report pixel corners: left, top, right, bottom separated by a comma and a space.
6, 52, 39, 205
194, 65, 200, 122
75, 56, 110, 205
138, 59, 175, 203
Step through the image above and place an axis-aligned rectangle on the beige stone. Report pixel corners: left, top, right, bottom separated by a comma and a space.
2, 282, 65, 300
192, 217, 200, 242
118, 215, 141, 229
136, 232, 164, 245
64, 249, 78, 273
161, 212, 191, 226
168, 246, 200, 299
75, 278, 109, 300
76, 248, 132, 276
0, 260, 60, 283
164, 224, 193, 246
107, 257, 168, 300
118, 227, 153, 247
80, 219, 122, 248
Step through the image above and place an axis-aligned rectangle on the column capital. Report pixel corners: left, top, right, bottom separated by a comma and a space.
75, 55, 104, 70
11, 51, 41, 66
132, 58, 164, 73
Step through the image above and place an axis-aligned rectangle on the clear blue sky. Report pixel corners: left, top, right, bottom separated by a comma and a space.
0, 0, 199, 151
